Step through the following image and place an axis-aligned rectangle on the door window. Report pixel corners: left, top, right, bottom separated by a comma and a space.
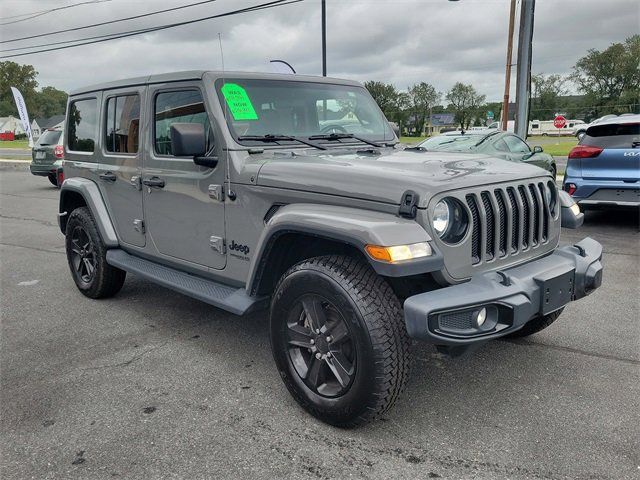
504, 135, 531, 154
493, 138, 509, 152
105, 95, 140, 154
68, 98, 98, 152
154, 90, 212, 156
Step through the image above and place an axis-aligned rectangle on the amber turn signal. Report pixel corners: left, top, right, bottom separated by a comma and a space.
365, 242, 432, 263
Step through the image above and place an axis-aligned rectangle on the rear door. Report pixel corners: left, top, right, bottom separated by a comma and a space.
98, 87, 146, 247
580, 122, 640, 180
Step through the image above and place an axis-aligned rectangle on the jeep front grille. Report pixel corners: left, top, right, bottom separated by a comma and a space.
465, 182, 551, 265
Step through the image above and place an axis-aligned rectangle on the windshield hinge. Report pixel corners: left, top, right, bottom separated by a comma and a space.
399, 190, 419, 219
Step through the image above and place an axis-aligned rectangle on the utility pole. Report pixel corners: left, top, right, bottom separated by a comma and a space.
501, 0, 516, 131
514, 0, 535, 138
321, 0, 327, 76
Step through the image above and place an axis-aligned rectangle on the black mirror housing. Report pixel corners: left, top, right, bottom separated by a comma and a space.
533, 145, 543, 153
170, 123, 206, 157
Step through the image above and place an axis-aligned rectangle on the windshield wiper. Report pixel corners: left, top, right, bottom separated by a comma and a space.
308, 133, 387, 148
237, 134, 327, 150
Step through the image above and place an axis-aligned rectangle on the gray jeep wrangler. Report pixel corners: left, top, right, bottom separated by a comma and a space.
59, 71, 603, 427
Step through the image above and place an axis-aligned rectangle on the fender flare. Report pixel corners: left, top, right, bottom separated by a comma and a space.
59, 177, 119, 247
247, 203, 444, 293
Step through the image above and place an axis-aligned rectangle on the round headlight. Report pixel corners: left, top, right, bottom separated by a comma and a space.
432, 200, 450, 236
432, 198, 469, 243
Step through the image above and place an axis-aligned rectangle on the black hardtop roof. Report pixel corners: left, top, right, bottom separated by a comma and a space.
69, 70, 362, 96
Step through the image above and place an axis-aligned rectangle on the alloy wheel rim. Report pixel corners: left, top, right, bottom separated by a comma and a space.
70, 226, 97, 284
285, 294, 356, 397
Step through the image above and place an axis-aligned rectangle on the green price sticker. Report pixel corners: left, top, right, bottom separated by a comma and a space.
221, 83, 258, 121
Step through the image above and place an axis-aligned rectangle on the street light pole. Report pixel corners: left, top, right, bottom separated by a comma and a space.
321, 0, 327, 76
501, 0, 516, 131
514, 0, 536, 138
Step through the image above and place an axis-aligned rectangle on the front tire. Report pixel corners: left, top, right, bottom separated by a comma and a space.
65, 207, 126, 299
270, 255, 411, 427
505, 308, 564, 338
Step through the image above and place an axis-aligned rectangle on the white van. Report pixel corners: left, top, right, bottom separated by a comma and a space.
529, 119, 585, 136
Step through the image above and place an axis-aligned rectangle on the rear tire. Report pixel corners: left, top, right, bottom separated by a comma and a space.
65, 207, 126, 299
48, 172, 58, 186
270, 255, 411, 427
505, 308, 564, 338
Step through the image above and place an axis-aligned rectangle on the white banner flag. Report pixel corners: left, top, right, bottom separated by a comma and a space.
10, 87, 34, 147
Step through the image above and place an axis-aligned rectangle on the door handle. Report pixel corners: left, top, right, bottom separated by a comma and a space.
142, 177, 165, 188
99, 172, 117, 182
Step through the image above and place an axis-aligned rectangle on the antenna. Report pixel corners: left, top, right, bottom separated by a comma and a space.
218, 32, 234, 201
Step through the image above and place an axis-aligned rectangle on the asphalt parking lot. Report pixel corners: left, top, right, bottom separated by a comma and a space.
1, 165, 638, 480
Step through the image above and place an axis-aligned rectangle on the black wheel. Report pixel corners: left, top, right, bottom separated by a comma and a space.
505, 308, 564, 338
550, 166, 557, 179
270, 255, 411, 427
48, 172, 58, 186
65, 207, 126, 299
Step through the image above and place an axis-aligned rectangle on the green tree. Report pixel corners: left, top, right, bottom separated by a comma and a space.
445, 82, 486, 130
531, 73, 567, 120
407, 82, 439, 136
34, 86, 68, 118
572, 35, 640, 116
364, 80, 398, 120
0, 61, 39, 117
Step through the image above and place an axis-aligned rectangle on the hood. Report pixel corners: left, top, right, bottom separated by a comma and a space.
255, 147, 550, 208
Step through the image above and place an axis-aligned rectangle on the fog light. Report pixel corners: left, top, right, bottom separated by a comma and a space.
473, 308, 487, 327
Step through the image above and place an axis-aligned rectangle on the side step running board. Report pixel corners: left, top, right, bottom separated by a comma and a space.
106, 249, 268, 316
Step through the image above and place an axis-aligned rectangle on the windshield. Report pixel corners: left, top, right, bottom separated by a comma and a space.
418, 134, 484, 152
215, 79, 394, 145
37, 129, 63, 146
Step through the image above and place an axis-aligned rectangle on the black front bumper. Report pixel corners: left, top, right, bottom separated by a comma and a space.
404, 237, 603, 345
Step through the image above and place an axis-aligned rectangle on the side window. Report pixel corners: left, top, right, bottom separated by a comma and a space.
68, 98, 98, 152
493, 138, 509, 152
504, 135, 530, 154
154, 90, 211, 156
105, 94, 140, 154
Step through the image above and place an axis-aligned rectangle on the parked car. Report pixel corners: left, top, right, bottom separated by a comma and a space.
30, 128, 64, 186
415, 130, 557, 176
563, 115, 640, 209
58, 71, 602, 427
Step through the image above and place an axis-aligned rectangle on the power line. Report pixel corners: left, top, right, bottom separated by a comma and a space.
0, 0, 305, 59
1, 0, 221, 44
0, 0, 113, 25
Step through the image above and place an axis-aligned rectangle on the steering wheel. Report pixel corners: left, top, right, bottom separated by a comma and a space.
321, 125, 348, 134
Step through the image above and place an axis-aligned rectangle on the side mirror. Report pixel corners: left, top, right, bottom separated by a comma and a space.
170, 123, 206, 157
170, 123, 218, 168
533, 145, 543, 153
559, 190, 584, 229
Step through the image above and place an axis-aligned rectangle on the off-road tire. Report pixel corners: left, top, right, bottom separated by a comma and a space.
270, 255, 411, 427
65, 207, 126, 299
505, 308, 564, 338
48, 172, 58, 186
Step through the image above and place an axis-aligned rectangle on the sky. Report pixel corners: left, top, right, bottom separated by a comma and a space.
1, 0, 639, 102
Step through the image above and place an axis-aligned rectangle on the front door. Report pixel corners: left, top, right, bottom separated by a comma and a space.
98, 87, 145, 247
142, 83, 226, 270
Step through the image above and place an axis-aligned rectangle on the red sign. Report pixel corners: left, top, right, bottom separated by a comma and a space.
553, 115, 567, 129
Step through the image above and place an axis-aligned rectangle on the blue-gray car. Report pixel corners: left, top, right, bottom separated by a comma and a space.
563, 115, 640, 209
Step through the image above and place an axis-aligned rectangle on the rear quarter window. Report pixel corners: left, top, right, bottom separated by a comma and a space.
68, 98, 98, 153
581, 123, 640, 149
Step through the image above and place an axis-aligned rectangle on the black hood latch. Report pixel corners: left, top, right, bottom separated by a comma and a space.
399, 190, 419, 219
